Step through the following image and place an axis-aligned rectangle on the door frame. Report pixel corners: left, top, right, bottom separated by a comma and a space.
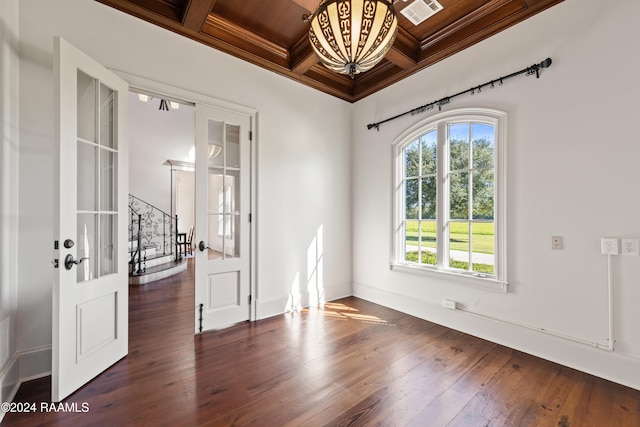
114, 70, 258, 323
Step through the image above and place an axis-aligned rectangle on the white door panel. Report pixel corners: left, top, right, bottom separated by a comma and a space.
195, 104, 251, 332
53, 37, 128, 402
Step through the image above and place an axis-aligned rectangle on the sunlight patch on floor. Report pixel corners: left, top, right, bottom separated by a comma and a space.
302, 303, 395, 326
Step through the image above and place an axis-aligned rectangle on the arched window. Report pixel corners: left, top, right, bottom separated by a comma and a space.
392, 108, 507, 289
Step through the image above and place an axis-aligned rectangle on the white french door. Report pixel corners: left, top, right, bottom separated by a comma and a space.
52, 37, 129, 402
194, 104, 252, 332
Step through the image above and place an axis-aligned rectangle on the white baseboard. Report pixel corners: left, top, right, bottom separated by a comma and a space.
0, 354, 19, 406
353, 281, 640, 391
18, 345, 51, 381
0, 345, 51, 423
0, 346, 51, 395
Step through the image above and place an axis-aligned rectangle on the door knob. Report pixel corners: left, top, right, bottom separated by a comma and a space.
64, 254, 90, 270
198, 241, 212, 252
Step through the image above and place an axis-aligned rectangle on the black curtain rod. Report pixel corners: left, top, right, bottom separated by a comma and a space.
366, 57, 552, 131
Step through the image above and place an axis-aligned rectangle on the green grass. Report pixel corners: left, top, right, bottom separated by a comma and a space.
405, 220, 494, 254
405, 251, 494, 274
403, 220, 495, 274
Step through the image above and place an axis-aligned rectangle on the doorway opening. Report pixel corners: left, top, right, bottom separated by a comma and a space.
128, 89, 196, 284
127, 84, 256, 333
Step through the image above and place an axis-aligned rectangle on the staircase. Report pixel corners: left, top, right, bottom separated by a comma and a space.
129, 194, 188, 285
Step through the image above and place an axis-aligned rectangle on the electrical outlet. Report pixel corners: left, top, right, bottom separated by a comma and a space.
551, 236, 563, 250
443, 299, 457, 310
601, 238, 619, 255
621, 239, 639, 256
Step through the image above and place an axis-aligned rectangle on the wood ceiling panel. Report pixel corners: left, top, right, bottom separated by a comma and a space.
419, 0, 526, 58
397, 0, 493, 39
212, 0, 309, 49
96, 0, 565, 102
290, 0, 320, 12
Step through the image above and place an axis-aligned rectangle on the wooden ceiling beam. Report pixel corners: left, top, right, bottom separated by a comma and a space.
290, 34, 319, 75
385, 27, 419, 70
182, 0, 217, 31
202, 15, 290, 68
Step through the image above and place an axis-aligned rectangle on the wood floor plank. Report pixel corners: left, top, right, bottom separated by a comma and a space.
3, 260, 640, 426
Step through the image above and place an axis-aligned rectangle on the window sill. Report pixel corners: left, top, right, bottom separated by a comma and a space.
390, 263, 508, 293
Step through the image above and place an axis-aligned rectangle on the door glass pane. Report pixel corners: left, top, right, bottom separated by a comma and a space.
207, 119, 241, 260
77, 213, 98, 283
77, 71, 96, 142
207, 170, 224, 260
100, 149, 117, 211
228, 214, 240, 258
100, 83, 116, 149
77, 75, 119, 279
207, 214, 223, 260
208, 173, 223, 214
208, 120, 224, 168
78, 142, 97, 211
100, 213, 117, 276
226, 123, 240, 169
226, 174, 238, 214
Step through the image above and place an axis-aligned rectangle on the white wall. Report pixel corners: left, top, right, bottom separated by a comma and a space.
16, 0, 352, 380
0, 0, 20, 406
128, 92, 194, 214
352, 0, 640, 390
176, 170, 194, 242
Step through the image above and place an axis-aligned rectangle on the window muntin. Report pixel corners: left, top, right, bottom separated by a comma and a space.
394, 109, 506, 285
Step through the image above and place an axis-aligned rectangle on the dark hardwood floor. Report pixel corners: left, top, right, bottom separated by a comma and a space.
3, 260, 640, 426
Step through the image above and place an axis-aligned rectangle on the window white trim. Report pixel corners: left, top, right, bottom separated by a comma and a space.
391, 107, 507, 290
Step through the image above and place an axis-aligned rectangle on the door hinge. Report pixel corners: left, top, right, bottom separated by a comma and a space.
248, 213, 252, 223
53, 259, 59, 269
249, 130, 253, 141
54, 240, 59, 250
248, 294, 252, 304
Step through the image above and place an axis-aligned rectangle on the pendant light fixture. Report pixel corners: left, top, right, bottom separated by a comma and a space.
307, 0, 399, 79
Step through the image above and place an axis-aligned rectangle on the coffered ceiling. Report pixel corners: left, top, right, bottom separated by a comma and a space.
96, 0, 564, 102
